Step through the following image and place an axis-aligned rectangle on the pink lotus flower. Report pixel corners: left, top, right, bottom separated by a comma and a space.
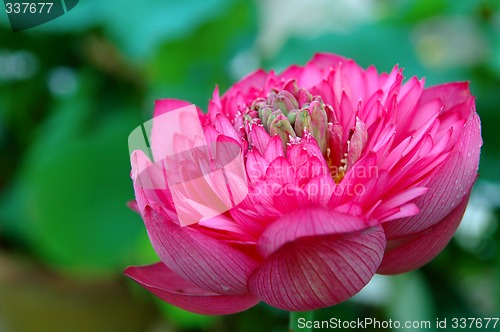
125, 53, 482, 314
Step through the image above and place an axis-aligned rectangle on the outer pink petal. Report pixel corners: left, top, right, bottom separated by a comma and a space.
154, 99, 192, 117
208, 85, 222, 117
264, 135, 284, 161
308, 53, 346, 71
131, 150, 175, 214
246, 149, 269, 185
383, 111, 481, 238
149, 99, 207, 167
418, 82, 472, 106
257, 208, 372, 257
249, 208, 386, 311
394, 76, 425, 137
249, 124, 271, 155
215, 113, 242, 143
223, 69, 268, 102
125, 263, 259, 315
142, 205, 259, 295
378, 193, 470, 275
277, 65, 303, 82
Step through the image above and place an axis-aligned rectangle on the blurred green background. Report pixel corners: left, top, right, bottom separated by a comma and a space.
0, 0, 499, 331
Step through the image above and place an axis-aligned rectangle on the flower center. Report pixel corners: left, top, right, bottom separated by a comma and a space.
248, 82, 327, 151
243, 80, 367, 184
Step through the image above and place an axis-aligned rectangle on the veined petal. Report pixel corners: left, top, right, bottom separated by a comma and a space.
215, 113, 242, 143
394, 76, 425, 135
418, 81, 472, 106
278, 65, 303, 83
246, 149, 269, 185
125, 262, 259, 315
265, 135, 285, 161
299, 61, 323, 89
265, 157, 296, 186
308, 53, 346, 71
378, 193, 470, 275
143, 205, 259, 295
131, 150, 175, 214
223, 69, 268, 110
249, 225, 386, 311
249, 124, 271, 155
384, 112, 481, 238
208, 85, 222, 117
303, 176, 335, 206
257, 207, 372, 257
231, 69, 268, 95
338, 59, 367, 103
372, 187, 428, 222
154, 99, 192, 117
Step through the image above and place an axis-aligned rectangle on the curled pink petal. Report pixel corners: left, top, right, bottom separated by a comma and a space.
125, 263, 259, 315
142, 205, 258, 295
384, 111, 481, 238
378, 193, 470, 275
249, 226, 386, 311
257, 207, 371, 257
